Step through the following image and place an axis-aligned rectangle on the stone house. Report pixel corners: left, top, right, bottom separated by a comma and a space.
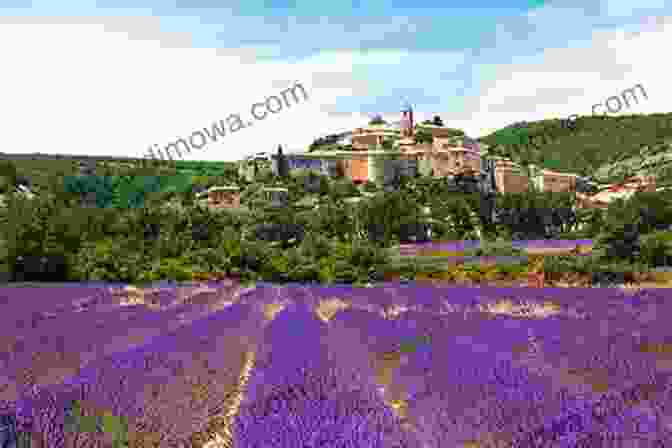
198, 186, 241, 209
351, 132, 383, 150
429, 148, 482, 177
419, 125, 462, 140
484, 159, 579, 195
351, 126, 399, 150
576, 175, 656, 209
492, 159, 531, 194
533, 169, 578, 193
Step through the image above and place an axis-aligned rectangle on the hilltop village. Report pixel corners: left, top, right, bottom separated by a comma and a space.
232, 102, 656, 212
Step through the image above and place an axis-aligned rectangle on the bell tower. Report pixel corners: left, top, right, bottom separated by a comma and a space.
400, 99, 414, 138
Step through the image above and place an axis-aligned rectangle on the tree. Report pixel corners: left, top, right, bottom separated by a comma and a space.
363, 181, 377, 193
368, 115, 386, 125
276, 145, 289, 179
0, 160, 18, 193
302, 170, 323, 194
415, 128, 433, 144
331, 179, 359, 200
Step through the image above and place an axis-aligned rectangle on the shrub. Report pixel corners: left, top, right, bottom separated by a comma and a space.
190, 223, 210, 242
542, 255, 595, 275
362, 181, 377, 193
9, 253, 70, 282
639, 230, 672, 267
239, 241, 269, 273
299, 232, 332, 260
317, 257, 337, 284
71, 238, 145, 282
595, 222, 641, 262
147, 257, 194, 282
399, 220, 432, 243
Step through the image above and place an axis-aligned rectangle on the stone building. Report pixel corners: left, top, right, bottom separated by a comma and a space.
419, 125, 463, 140
198, 186, 241, 209
534, 169, 578, 193
493, 159, 531, 194
432, 148, 482, 177
576, 175, 656, 208
351, 125, 399, 150
276, 102, 599, 197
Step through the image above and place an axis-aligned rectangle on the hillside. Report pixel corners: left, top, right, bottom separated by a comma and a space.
0, 153, 237, 193
478, 112, 672, 182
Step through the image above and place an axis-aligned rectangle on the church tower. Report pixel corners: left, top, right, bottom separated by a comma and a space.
400, 100, 414, 138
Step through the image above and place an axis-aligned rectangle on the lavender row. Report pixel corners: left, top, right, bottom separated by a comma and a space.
9, 302, 265, 447
1, 281, 248, 338
234, 304, 423, 447
0, 286, 114, 332
325, 306, 650, 447
1, 286, 247, 403
399, 239, 594, 251
308, 284, 672, 326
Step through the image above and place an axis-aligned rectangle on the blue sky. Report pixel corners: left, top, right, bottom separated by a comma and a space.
0, 0, 669, 161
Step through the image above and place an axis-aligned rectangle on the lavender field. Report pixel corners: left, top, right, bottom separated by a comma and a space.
1, 280, 671, 447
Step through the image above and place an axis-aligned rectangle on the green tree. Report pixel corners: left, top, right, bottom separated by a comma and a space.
0, 160, 18, 193
331, 179, 359, 200
363, 181, 378, 193
414, 128, 433, 144
369, 115, 387, 125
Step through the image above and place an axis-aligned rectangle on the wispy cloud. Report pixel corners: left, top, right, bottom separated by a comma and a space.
0, 0, 670, 161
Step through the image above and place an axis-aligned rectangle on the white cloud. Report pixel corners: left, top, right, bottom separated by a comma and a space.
0, 16, 368, 161
463, 14, 672, 138
1, 6, 670, 163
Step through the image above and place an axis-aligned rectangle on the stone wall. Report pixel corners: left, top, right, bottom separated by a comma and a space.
431, 152, 453, 177
495, 161, 531, 194
431, 150, 482, 177
352, 134, 380, 150
541, 171, 576, 193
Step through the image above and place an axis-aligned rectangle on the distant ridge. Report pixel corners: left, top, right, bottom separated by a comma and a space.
477, 112, 672, 181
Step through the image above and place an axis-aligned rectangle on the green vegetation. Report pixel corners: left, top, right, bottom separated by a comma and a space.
2, 130, 672, 285
480, 112, 672, 183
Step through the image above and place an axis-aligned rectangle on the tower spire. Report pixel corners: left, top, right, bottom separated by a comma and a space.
400, 98, 414, 138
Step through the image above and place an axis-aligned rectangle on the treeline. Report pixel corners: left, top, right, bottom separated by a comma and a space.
2, 165, 672, 285
0, 156, 237, 196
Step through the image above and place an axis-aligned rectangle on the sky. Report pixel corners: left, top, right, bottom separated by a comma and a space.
0, 0, 670, 162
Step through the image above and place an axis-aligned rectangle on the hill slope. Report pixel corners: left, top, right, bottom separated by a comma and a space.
477, 113, 672, 182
